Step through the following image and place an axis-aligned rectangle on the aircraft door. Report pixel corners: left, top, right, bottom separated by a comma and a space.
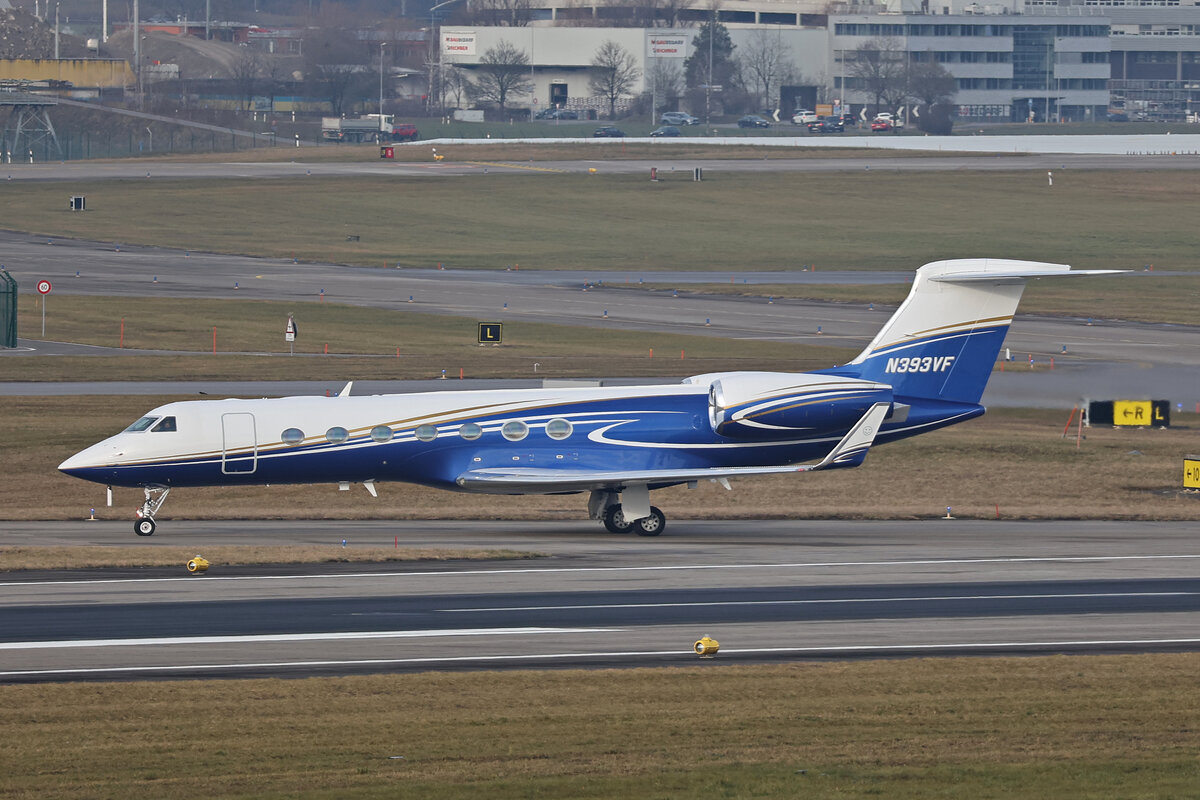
221, 413, 258, 474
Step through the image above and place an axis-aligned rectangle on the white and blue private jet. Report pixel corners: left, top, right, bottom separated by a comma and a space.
59, 258, 1119, 537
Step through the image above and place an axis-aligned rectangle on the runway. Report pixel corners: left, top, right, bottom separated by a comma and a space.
2, 520, 1198, 682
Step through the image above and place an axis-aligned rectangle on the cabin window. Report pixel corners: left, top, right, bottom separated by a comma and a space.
415, 424, 438, 442
370, 425, 394, 443
501, 420, 529, 441
125, 416, 159, 432
458, 422, 483, 441
151, 416, 177, 432
281, 428, 305, 445
326, 426, 350, 444
545, 418, 572, 440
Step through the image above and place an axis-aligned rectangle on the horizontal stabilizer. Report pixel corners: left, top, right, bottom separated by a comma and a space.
932, 268, 1126, 283
454, 403, 891, 493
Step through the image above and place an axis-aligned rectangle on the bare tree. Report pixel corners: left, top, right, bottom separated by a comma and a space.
907, 55, 957, 134
231, 49, 264, 112
846, 37, 908, 114
645, 58, 684, 114
469, 40, 534, 114
908, 56, 957, 106
304, 26, 369, 115
589, 40, 641, 119
444, 65, 471, 109
738, 29, 796, 112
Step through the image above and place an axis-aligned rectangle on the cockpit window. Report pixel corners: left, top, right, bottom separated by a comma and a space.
151, 416, 177, 432
125, 416, 159, 432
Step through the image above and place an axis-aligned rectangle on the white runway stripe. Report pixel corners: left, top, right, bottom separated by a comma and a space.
438, 591, 1199, 613
0, 627, 616, 651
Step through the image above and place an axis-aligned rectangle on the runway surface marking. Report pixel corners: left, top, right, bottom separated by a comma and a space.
5, 638, 1200, 679
5, 553, 1200, 588
438, 590, 1199, 613
465, 160, 567, 173
0, 627, 616, 651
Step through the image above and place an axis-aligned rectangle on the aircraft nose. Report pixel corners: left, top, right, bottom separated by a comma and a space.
58, 442, 123, 477
58, 449, 92, 475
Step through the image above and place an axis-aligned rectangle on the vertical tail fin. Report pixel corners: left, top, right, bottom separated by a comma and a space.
843, 259, 1122, 404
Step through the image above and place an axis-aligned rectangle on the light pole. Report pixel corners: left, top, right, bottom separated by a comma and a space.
706, 11, 714, 124
379, 41, 388, 116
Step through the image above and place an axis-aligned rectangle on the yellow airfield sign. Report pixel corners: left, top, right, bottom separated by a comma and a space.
1112, 400, 1164, 426
1185, 457, 1200, 489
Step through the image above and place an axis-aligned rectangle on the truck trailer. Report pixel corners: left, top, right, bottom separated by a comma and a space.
321, 115, 419, 143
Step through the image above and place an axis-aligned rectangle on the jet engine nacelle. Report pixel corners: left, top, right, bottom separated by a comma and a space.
689, 372, 894, 439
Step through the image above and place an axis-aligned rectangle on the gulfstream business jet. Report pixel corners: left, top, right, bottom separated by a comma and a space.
59, 259, 1119, 537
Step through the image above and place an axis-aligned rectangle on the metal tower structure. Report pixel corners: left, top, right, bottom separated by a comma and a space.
1, 81, 63, 162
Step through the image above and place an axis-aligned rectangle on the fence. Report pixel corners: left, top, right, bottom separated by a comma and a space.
1, 129, 286, 162
0, 268, 16, 348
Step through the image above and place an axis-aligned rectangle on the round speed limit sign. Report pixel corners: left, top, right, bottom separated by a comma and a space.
37, 280, 52, 295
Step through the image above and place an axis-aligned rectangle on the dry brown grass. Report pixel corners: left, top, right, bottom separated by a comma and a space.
2, 655, 1197, 798
0, 545, 544, 571
9, 397, 1200, 523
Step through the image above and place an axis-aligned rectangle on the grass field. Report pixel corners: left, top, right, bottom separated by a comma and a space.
3, 170, 1199, 272
12, 396, 1198, 523
3, 654, 1197, 799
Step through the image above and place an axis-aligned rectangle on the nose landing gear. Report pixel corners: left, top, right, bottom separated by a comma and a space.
134, 486, 170, 536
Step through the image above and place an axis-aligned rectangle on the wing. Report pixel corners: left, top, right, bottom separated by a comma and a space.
454, 403, 890, 494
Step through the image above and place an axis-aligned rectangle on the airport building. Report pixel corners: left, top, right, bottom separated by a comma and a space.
443, 7, 1112, 123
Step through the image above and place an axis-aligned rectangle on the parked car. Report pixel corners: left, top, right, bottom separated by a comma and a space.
792, 109, 818, 125
533, 108, 556, 120
1106, 112, 1129, 122
593, 126, 626, 138
738, 115, 771, 129
660, 111, 700, 126
650, 125, 682, 137
807, 117, 843, 134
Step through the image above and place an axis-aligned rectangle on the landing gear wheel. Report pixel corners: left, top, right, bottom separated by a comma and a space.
633, 506, 666, 537
603, 505, 634, 534
135, 518, 156, 537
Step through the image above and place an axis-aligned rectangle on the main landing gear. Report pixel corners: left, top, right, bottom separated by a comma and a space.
134, 486, 170, 536
591, 490, 666, 536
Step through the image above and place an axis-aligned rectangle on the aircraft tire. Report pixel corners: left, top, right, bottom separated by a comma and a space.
633, 507, 666, 537
135, 518, 156, 537
603, 505, 634, 534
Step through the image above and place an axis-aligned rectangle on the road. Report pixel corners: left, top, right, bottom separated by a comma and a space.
2, 519, 1198, 682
